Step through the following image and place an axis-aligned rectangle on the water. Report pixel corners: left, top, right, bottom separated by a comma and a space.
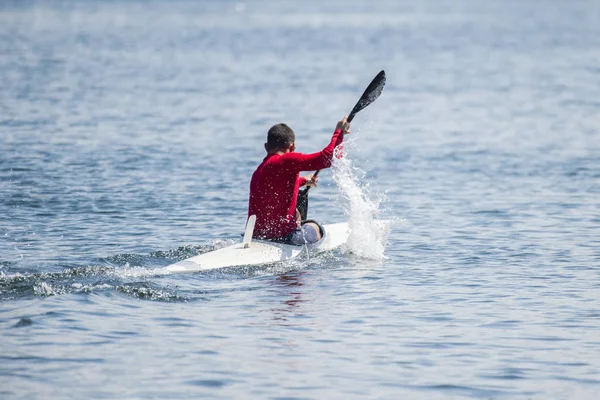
332, 141, 391, 259
1, 0, 600, 398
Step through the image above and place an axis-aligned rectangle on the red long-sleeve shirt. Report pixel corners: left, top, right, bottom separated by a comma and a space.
248, 128, 344, 239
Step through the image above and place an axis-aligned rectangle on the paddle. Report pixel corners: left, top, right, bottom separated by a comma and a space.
297, 70, 386, 220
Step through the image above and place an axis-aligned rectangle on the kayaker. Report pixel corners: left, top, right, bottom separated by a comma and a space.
248, 117, 351, 245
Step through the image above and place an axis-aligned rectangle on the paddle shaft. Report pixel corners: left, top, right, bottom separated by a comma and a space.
303, 102, 362, 190
297, 70, 386, 219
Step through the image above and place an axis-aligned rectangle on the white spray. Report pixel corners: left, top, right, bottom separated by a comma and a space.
331, 139, 391, 259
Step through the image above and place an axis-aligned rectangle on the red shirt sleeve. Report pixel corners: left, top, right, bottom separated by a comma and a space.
282, 128, 344, 171
298, 176, 307, 186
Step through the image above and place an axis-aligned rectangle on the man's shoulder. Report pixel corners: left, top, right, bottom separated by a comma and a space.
280, 152, 308, 161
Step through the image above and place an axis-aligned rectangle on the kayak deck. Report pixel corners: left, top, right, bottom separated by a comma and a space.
165, 222, 349, 273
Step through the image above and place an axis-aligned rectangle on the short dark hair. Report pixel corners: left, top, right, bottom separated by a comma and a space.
266, 123, 295, 152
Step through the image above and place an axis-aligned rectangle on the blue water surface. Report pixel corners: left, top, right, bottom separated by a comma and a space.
1, 1, 599, 399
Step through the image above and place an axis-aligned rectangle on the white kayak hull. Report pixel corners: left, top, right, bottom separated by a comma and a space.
164, 222, 349, 273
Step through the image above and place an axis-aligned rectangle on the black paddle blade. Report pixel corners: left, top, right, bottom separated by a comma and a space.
297, 187, 309, 221
347, 70, 386, 122
300, 70, 386, 205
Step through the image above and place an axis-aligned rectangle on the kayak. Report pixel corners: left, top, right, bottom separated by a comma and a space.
164, 216, 349, 273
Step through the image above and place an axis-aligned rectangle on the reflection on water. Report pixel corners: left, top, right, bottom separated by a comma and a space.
268, 271, 307, 325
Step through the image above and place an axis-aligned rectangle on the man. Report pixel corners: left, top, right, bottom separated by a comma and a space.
248, 117, 351, 245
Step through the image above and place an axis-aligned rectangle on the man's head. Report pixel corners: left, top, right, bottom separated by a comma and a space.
265, 123, 295, 153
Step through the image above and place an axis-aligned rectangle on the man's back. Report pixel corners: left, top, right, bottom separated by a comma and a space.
249, 153, 302, 239
248, 119, 347, 241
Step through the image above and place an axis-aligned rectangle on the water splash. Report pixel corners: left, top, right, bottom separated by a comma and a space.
331, 140, 391, 259
1, 265, 174, 301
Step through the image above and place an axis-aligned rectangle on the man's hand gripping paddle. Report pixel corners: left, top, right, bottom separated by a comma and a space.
297, 70, 387, 220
